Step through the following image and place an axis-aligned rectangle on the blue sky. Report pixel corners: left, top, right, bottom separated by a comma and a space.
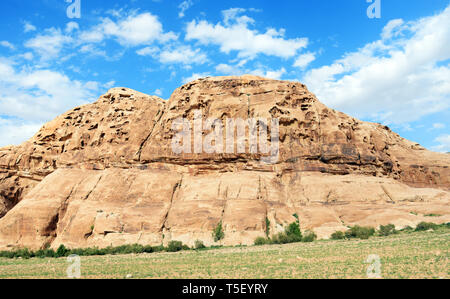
0, 0, 449, 151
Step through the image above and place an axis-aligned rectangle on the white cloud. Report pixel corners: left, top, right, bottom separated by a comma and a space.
186, 8, 308, 59
258, 68, 286, 79
81, 12, 177, 46
23, 21, 36, 33
154, 89, 163, 96
215, 63, 286, 79
65, 22, 79, 33
178, 0, 194, 18
159, 46, 207, 65
0, 41, 15, 50
293, 52, 316, 69
182, 72, 210, 84
431, 134, 450, 152
0, 58, 104, 147
432, 123, 446, 129
103, 81, 116, 89
302, 5, 450, 124
0, 119, 42, 147
381, 19, 404, 40
24, 28, 72, 60
136, 46, 159, 56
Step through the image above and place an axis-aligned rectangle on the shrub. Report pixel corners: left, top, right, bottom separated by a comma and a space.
143, 245, 154, 253
302, 231, 317, 242
331, 231, 345, 240
14, 248, 32, 259
254, 237, 271, 246
399, 226, 414, 233
194, 240, 206, 250
415, 222, 438, 231
152, 245, 165, 252
345, 226, 375, 240
55, 245, 69, 257
167, 241, 183, 252
213, 221, 225, 242
265, 217, 271, 237
378, 224, 397, 236
285, 221, 302, 242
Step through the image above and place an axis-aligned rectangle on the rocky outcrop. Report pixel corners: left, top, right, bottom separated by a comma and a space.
0, 76, 448, 250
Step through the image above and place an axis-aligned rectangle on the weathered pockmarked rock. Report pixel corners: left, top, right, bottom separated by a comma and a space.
0, 76, 448, 250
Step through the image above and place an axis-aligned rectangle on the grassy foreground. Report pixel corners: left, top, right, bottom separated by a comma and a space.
0, 229, 448, 279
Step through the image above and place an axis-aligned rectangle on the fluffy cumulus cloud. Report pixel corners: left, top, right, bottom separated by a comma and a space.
80, 12, 177, 46
186, 8, 308, 59
302, 6, 450, 124
293, 52, 316, 69
0, 59, 103, 146
159, 46, 207, 65
25, 28, 73, 60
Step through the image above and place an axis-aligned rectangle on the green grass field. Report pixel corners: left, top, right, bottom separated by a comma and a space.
0, 229, 448, 279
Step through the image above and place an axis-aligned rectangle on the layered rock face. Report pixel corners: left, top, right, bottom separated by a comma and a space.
0, 76, 449, 250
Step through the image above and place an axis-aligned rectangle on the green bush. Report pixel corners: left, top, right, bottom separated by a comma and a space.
345, 226, 375, 240
285, 221, 302, 242
331, 231, 346, 240
302, 231, 317, 242
415, 222, 438, 231
167, 241, 183, 252
194, 240, 206, 250
254, 237, 271, 246
265, 217, 271, 237
55, 245, 69, 257
213, 221, 225, 242
399, 226, 414, 233
264, 219, 304, 245
378, 224, 397, 236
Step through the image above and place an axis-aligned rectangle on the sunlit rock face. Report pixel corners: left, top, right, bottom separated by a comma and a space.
0, 76, 448, 250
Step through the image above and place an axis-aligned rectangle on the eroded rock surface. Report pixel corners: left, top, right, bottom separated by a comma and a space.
0, 76, 449, 250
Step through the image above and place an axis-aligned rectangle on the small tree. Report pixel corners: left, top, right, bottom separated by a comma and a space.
213, 221, 225, 242
56, 245, 69, 257
265, 217, 271, 237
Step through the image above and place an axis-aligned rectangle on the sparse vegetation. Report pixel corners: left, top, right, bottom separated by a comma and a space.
331, 231, 346, 240
265, 217, 271, 237
1, 228, 448, 279
424, 214, 442, 217
254, 237, 271, 246
212, 221, 225, 242
302, 230, 317, 242
1, 222, 448, 261
415, 222, 438, 231
167, 241, 184, 252
194, 240, 206, 250
378, 224, 397, 236
345, 225, 376, 240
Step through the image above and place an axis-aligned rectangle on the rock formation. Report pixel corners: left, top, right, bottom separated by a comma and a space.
0, 75, 448, 250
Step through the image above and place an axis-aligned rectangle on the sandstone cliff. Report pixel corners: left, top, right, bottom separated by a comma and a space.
0, 76, 448, 250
